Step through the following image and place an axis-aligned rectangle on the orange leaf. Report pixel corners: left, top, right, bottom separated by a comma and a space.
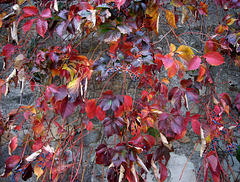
32, 123, 44, 135
34, 164, 43, 180
161, 78, 169, 84
168, 61, 178, 79
165, 10, 177, 29
226, 18, 236, 25
197, 64, 206, 82
9, 136, 18, 155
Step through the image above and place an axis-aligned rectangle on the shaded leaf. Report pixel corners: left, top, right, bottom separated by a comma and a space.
191, 119, 200, 135
40, 8, 52, 18
36, 18, 48, 38
23, 19, 35, 32
67, 77, 83, 102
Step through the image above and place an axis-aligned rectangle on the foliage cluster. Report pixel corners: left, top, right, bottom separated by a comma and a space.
0, 0, 239, 181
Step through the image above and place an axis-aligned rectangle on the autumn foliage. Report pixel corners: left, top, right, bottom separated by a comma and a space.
0, 0, 239, 181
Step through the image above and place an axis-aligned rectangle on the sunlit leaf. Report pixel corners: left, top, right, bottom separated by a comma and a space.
34, 164, 43, 180
8, 136, 18, 155
188, 56, 201, 70
176, 45, 194, 61
165, 10, 177, 29
23, 6, 38, 16
40, 8, 52, 19
203, 52, 224, 66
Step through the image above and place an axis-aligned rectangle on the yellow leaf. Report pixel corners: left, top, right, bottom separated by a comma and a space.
165, 10, 177, 29
62, 64, 76, 80
226, 18, 236, 26
18, 0, 25, 5
34, 164, 43, 180
170, 43, 176, 52
176, 45, 194, 61
146, 4, 159, 17
161, 78, 169, 84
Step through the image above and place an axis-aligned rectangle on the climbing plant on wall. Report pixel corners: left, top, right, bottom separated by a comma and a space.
0, 0, 239, 181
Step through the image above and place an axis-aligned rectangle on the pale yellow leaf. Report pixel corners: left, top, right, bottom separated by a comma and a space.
119, 165, 125, 182
181, 7, 188, 24
34, 164, 43, 180
130, 164, 138, 182
160, 132, 169, 144
151, 158, 160, 181
200, 127, 206, 157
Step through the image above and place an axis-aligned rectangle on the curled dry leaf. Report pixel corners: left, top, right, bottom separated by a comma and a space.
136, 155, 149, 173
119, 165, 125, 182
151, 158, 160, 182
11, 21, 18, 44
8, 135, 18, 155
181, 7, 188, 25
130, 164, 138, 182
160, 132, 169, 144
26, 149, 42, 162
200, 127, 206, 157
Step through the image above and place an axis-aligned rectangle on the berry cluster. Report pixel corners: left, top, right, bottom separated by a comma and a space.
225, 142, 238, 156
210, 137, 220, 150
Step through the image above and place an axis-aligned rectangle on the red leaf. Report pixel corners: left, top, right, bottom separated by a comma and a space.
30, 80, 35, 92
40, 9, 52, 18
36, 18, 48, 38
144, 135, 155, 147
86, 121, 93, 131
197, 64, 206, 82
57, 97, 76, 118
9, 136, 18, 155
191, 119, 200, 135
204, 40, 218, 54
96, 106, 105, 121
23, 6, 38, 16
159, 161, 168, 182
23, 19, 35, 32
2, 44, 15, 59
5, 155, 20, 169
188, 56, 201, 70
207, 154, 218, 172
115, 0, 126, 9
124, 95, 132, 108
235, 93, 240, 111
203, 52, 224, 66
86, 99, 96, 119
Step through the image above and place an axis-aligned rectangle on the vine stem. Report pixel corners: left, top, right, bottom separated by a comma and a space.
179, 140, 200, 180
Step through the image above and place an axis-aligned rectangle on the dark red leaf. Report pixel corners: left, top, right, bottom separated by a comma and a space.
220, 93, 232, 108
159, 161, 168, 182
54, 85, 68, 101
23, 19, 35, 32
203, 52, 224, 66
235, 93, 240, 111
144, 135, 155, 147
158, 113, 169, 121
36, 18, 48, 38
59, 97, 76, 118
185, 88, 199, 101
188, 56, 201, 70
23, 6, 38, 16
40, 8, 52, 18
191, 119, 200, 135
171, 116, 184, 135
2, 44, 15, 59
5, 155, 20, 169
22, 163, 33, 181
